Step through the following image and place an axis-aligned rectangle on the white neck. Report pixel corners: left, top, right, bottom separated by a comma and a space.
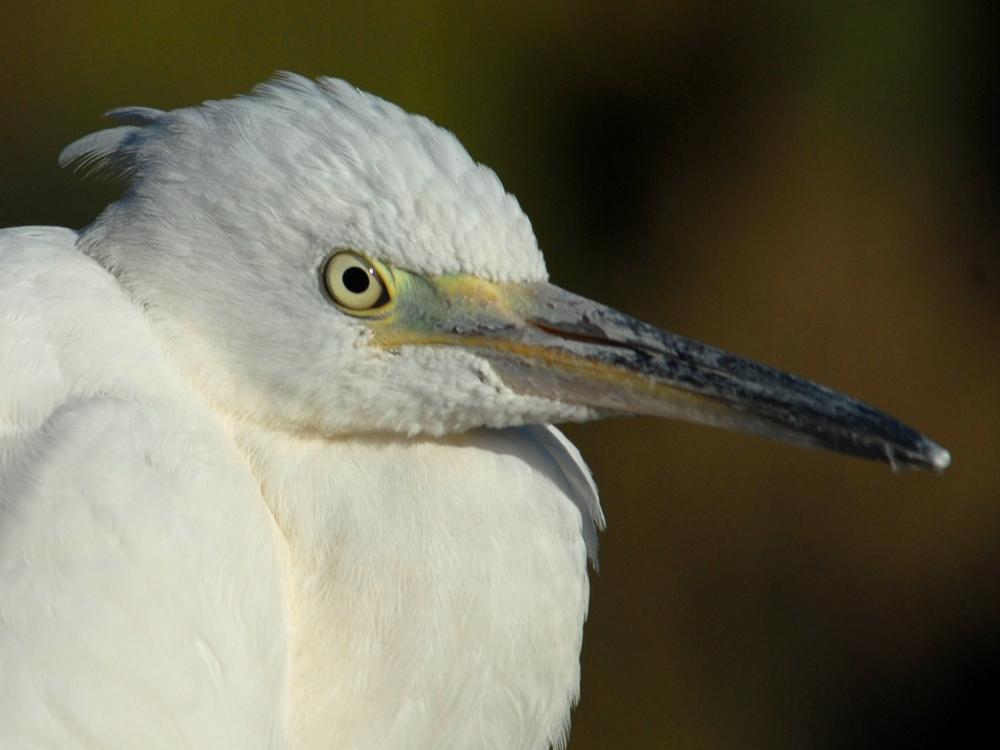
230, 420, 591, 750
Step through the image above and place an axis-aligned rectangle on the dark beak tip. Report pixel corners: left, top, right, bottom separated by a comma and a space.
924, 441, 952, 473
892, 438, 951, 473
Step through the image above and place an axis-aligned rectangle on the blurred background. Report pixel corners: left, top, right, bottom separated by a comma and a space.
2, 1, 997, 747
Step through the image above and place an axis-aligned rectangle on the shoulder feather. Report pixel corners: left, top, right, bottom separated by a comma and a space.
0, 228, 288, 748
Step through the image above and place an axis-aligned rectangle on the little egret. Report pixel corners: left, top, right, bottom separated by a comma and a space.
0, 74, 948, 749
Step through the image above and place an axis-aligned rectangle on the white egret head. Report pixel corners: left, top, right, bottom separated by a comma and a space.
62, 73, 949, 470
62, 74, 570, 436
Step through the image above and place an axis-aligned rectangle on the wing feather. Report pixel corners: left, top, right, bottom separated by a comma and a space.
0, 228, 288, 749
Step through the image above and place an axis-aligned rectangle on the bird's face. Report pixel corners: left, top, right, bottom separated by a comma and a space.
69, 75, 947, 470
308, 248, 949, 469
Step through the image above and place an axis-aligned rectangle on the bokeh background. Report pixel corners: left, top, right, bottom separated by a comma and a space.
2, 2, 997, 747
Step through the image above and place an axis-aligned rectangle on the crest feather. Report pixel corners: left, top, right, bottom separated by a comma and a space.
105, 107, 166, 126
59, 125, 142, 180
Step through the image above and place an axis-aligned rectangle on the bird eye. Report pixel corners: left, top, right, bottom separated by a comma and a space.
324, 251, 393, 313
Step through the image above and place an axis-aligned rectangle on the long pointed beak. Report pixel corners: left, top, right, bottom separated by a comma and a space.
373, 274, 950, 472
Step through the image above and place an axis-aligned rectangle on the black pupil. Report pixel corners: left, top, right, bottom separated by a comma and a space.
342, 266, 371, 294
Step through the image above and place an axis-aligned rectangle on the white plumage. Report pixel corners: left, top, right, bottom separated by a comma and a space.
0, 227, 288, 747
0, 74, 947, 749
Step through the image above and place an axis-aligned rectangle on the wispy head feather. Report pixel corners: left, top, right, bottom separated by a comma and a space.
63, 72, 545, 282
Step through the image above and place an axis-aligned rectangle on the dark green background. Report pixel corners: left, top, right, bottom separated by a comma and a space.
3, 2, 998, 747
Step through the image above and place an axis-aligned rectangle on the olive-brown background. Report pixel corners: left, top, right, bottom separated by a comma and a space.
2, 2, 997, 747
